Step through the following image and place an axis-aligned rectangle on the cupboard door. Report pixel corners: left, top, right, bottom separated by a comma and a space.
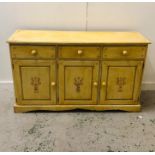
59, 61, 99, 104
13, 60, 56, 105
100, 61, 143, 105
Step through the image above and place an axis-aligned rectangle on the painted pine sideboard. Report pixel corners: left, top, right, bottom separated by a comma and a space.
8, 30, 150, 112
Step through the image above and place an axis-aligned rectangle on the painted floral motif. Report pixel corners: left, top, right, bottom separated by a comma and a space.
31, 77, 41, 93
116, 77, 126, 92
74, 77, 83, 92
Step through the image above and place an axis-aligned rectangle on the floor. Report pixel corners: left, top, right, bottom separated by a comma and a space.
0, 84, 155, 152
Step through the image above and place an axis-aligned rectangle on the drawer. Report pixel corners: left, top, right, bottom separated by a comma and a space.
58, 46, 100, 59
102, 46, 146, 59
11, 45, 56, 59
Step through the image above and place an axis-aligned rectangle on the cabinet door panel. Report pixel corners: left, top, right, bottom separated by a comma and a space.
65, 66, 92, 100
21, 67, 50, 100
107, 66, 135, 100
13, 60, 56, 105
59, 61, 99, 104
100, 61, 143, 105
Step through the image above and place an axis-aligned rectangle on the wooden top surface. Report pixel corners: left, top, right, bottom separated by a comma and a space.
8, 30, 150, 44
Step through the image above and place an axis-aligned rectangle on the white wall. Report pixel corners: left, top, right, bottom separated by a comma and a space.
0, 2, 154, 89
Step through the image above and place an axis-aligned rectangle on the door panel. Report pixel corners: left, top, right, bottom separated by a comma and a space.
107, 66, 135, 100
21, 67, 50, 100
59, 61, 99, 104
13, 60, 56, 105
65, 66, 92, 100
100, 61, 143, 105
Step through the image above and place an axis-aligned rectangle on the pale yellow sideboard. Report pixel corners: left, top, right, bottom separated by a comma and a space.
8, 30, 150, 112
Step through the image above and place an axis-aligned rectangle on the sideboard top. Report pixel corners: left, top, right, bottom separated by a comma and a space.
8, 30, 150, 44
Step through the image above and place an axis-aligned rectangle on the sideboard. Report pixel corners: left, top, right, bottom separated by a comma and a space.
8, 30, 150, 112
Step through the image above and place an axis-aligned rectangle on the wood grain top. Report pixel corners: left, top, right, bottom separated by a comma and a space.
8, 30, 150, 44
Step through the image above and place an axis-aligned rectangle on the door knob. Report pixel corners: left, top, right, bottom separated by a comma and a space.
102, 82, 106, 86
51, 82, 56, 86
93, 82, 98, 86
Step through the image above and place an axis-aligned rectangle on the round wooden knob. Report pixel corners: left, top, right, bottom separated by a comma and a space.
77, 50, 83, 55
51, 82, 56, 86
102, 82, 106, 86
31, 50, 37, 55
93, 82, 98, 86
122, 50, 128, 55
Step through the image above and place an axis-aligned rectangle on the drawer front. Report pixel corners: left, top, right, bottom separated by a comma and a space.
102, 46, 146, 59
58, 46, 100, 59
11, 45, 56, 59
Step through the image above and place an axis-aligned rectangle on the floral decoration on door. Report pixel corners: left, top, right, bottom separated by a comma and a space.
74, 77, 83, 92
116, 77, 126, 92
31, 77, 41, 93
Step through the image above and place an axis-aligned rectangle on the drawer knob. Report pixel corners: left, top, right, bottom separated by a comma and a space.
93, 82, 98, 86
122, 50, 128, 55
102, 82, 106, 86
77, 50, 83, 55
51, 82, 56, 86
31, 50, 37, 55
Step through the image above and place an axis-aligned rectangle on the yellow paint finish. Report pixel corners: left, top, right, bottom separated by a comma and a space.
11, 45, 56, 59
59, 46, 100, 59
21, 67, 50, 100
100, 61, 143, 105
107, 67, 136, 99
65, 66, 92, 99
102, 46, 146, 59
13, 60, 56, 105
14, 104, 141, 113
59, 61, 99, 105
8, 30, 150, 112
8, 30, 150, 44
